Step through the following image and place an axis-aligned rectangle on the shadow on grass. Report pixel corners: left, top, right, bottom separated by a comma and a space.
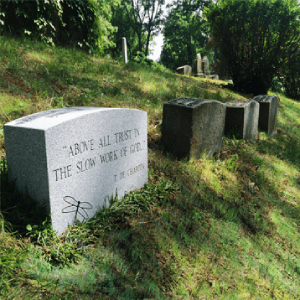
0, 159, 49, 236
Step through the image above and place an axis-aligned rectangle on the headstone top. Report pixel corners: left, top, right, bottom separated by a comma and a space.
226, 100, 256, 107
167, 97, 212, 108
253, 95, 278, 103
8, 107, 121, 129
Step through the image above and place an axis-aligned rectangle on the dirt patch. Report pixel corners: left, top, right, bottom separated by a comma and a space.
0, 71, 36, 97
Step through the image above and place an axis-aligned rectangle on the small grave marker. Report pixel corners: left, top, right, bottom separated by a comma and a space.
193, 53, 204, 77
224, 100, 259, 140
4, 107, 148, 235
176, 65, 192, 76
162, 98, 226, 159
253, 95, 278, 136
122, 37, 128, 64
202, 56, 210, 77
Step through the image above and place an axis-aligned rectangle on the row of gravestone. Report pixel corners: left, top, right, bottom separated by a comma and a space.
162, 95, 278, 159
3, 95, 277, 235
176, 53, 219, 80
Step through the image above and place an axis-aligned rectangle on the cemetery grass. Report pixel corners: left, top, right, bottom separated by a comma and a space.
0, 36, 300, 299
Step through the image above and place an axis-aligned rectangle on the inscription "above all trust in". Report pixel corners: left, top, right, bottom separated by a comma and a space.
65, 129, 139, 157
53, 128, 145, 182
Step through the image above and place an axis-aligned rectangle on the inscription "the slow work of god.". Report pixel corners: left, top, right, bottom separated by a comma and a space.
53, 128, 145, 182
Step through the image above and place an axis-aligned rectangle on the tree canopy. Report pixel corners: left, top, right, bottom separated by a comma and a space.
205, 0, 300, 95
161, 0, 210, 69
119, 0, 165, 56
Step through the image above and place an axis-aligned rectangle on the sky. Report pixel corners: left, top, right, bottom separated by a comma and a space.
148, 0, 174, 61
148, 33, 164, 61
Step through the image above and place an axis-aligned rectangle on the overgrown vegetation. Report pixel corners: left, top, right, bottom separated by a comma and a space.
0, 0, 119, 54
0, 36, 300, 299
278, 49, 300, 101
3, 0, 300, 101
206, 0, 300, 95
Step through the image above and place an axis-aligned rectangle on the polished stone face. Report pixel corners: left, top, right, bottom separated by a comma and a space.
162, 97, 226, 159
4, 107, 148, 235
224, 100, 260, 140
253, 95, 279, 136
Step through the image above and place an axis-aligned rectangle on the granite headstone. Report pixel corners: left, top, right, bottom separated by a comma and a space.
224, 100, 259, 140
4, 107, 148, 235
202, 56, 210, 77
253, 95, 278, 136
193, 53, 204, 77
162, 98, 226, 159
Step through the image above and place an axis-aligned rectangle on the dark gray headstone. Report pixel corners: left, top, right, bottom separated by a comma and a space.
253, 95, 278, 136
176, 65, 192, 76
4, 107, 148, 235
224, 100, 259, 140
162, 98, 226, 159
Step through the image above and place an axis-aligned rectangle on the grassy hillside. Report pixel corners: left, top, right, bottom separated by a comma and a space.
0, 36, 300, 299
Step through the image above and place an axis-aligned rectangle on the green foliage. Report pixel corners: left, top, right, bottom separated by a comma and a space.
226, 153, 239, 171
26, 218, 57, 247
0, 239, 28, 296
113, 0, 165, 57
0, 0, 119, 54
111, 4, 142, 59
133, 51, 154, 66
161, 0, 211, 69
205, 0, 300, 95
279, 50, 300, 100
84, 179, 177, 234
0, 0, 61, 45
271, 76, 285, 94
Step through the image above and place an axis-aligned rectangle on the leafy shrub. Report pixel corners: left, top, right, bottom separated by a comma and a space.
133, 51, 154, 66
279, 50, 300, 100
0, 0, 119, 54
270, 76, 285, 94
206, 0, 300, 95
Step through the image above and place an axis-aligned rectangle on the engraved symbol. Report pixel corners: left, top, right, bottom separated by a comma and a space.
62, 196, 93, 222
